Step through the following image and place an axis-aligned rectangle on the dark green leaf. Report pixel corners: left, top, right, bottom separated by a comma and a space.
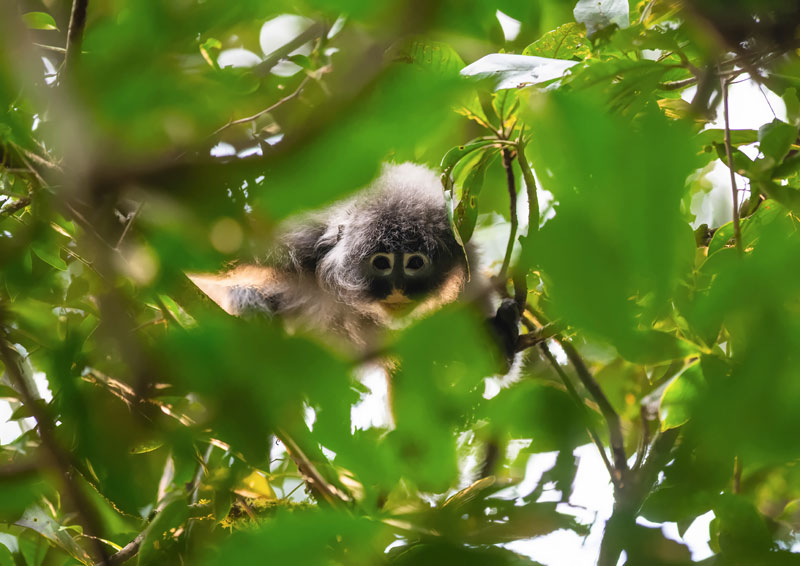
758, 118, 798, 164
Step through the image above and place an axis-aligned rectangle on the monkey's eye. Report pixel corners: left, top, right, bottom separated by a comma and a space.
403, 252, 429, 276
369, 253, 394, 275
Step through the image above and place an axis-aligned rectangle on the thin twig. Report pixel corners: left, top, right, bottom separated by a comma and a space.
499, 147, 518, 280
63, 0, 89, 77
253, 23, 325, 76
0, 330, 110, 565
213, 76, 311, 137
0, 196, 31, 216
18, 146, 62, 172
720, 74, 743, 255
115, 200, 144, 249
557, 338, 628, 481
539, 342, 615, 479
33, 43, 66, 53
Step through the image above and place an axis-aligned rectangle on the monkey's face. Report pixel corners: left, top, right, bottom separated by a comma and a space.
362, 248, 457, 315
354, 214, 464, 316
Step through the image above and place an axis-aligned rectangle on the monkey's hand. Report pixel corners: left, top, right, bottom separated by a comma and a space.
488, 298, 520, 367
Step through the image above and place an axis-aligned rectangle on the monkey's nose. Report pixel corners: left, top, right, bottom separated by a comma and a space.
382, 288, 412, 305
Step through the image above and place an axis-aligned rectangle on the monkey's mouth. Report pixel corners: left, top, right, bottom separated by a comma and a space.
380, 289, 416, 316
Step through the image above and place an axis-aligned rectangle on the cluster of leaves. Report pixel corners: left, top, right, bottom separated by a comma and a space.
1, 0, 800, 565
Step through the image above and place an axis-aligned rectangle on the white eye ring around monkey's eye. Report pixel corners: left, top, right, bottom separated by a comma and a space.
403, 252, 429, 276
369, 253, 394, 275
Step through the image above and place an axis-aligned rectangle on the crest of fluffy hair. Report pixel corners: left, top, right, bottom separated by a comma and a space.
279, 162, 455, 303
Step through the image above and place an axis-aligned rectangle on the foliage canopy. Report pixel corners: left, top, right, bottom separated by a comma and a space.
2, 0, 800, 565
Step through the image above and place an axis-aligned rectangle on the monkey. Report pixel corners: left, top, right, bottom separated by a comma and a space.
188, 162, 519, 358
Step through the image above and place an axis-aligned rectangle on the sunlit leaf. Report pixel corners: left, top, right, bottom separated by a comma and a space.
460, 54, 578, 91
522, 23, 589, 60
573, 0, 629, 37
21, 12, 58, 31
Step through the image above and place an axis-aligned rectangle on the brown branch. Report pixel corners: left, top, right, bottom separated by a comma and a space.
557, 338, 628, 482
538, 342, 615, 479
597, 427, 680, 566
63, 0, 89, 77
721, 75, 743, 255
276, 428, 352, 507
0, 196, 31, 216
252, 22, 325, 77
0, 328, 110, 565
94, 500, 212, 566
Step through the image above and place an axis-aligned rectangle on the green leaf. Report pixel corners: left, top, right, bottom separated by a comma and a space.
453, 166, 484, 244
782, 87, 799, 125
707, 221, 734, 255
31, 244, 67, 271
0, 385, 19, 399
758, 180, 800, 211
573, 0, 629, 37
138, 498, 189, 566
16, 504, 93, 564
660, 362, 705, 430
402, 39, 465, 77
714, 494, 772, 558
483, 381, 590, 452
522, 92, 698, 361
758, 118, 798, 164
21, 12, 58, 31
0, 544, 13, 566
158, 295, 197, 329
0, 477, 42, 523
695, 129, 758, 150
522, 23, 590, 60
441, 140, 503, 174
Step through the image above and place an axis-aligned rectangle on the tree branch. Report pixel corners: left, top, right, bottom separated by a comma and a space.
538, 342, 615, 479
252, 23, 325, 77
597, 427, 680, 566
0, 329, 110, 565
0, 196, 31, 216
557, 338, 628, 482
64, 0, 89, 77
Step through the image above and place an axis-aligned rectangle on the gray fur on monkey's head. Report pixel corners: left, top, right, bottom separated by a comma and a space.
282, 162, 465, 304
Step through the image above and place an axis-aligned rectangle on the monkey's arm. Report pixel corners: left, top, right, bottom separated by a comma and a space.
186, 266, 284, 316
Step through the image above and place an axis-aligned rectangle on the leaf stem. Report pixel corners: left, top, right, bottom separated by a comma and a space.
721, 74, 743, 255
498, 147, 518, 281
